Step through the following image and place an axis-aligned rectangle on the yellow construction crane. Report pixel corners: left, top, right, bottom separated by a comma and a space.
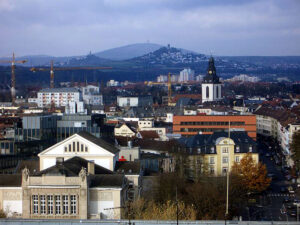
145, 73, 172, 105
0, 53, 27, 104
30, 60, 112, 88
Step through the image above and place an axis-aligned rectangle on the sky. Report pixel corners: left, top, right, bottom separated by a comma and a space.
0, 0, 300, 57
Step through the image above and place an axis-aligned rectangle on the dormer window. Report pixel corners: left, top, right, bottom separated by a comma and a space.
249, 146, 252, 152
236, 146, 240, 153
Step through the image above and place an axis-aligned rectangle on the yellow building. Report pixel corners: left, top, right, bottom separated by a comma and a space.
179, 131, 259, 178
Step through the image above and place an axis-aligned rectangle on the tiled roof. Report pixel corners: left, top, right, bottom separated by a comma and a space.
89, 174, 125, 188
138, 130, 160, 139
115, 161, 141, 174
179, 131, 257, 155
0, 174, 22, 187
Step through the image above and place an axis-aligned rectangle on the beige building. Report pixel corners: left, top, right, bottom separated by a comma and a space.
0, 157, 128, 219
114, 123, 136, 138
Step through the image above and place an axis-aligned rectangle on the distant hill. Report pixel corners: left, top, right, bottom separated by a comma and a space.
94, 43, 162, 60
129, 46, 207, 66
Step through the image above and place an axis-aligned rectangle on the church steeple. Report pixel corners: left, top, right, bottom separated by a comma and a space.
203, 57, 220, 83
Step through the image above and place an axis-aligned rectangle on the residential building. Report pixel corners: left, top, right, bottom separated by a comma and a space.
179, 68, 195, 82
37, 88, 81, 108
114, 123, 136, 138
201, 57, 222, 103
81, 85, 103, 106
173, 115, 257, 140
179, 131, 258, 178
117, 96, 153, 108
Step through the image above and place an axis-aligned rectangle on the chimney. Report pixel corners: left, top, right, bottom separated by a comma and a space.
88, 160, 95, 175
56, 157, 64, 165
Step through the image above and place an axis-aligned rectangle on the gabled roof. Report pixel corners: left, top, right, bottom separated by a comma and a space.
77, 131, 119, 154
34, 156, 113, 177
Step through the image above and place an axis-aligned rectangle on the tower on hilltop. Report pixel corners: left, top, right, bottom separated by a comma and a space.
201, 57, 222, 103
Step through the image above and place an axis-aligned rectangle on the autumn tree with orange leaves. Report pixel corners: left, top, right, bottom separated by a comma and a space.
231, 153, 271, 193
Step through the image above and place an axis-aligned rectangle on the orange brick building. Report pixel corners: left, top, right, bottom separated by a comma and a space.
173, 115, 257, 140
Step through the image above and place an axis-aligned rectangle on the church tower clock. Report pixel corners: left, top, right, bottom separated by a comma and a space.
202, 57, 222, 103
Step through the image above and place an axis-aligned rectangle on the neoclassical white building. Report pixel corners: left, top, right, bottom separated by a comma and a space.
201, 57, 222, 103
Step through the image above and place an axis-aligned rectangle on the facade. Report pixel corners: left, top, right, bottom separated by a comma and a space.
117, 96, 153, 108
0, 157, 128, 219
114, 123, 136, 137
179, 131, 258, 178
37, 88, 81, 108
81, 85, 103, 106
179, 68, 195, 82
56, 115, 100, 141
173, 115, 257, 140
38, 132, 119, 171
201, 57, 222, 103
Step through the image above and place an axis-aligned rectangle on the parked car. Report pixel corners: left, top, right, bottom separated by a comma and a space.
288, 186, 294, 194
289, 210, 297, 217
283, 197, 291, 203
285, 175, 292, 181
286, 203, 296, 209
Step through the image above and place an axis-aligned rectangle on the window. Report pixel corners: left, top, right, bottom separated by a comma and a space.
249, 146, 252, 152
210, 167, 215, 174
216, 86, 219, 99
235, 156, 240, 163
63, 195, 69, 214
32, 195, 38, 214
55, 195, 61, 214
197, 148, 201, 154
40, 195, 46, 214
222, 147, 228, 153
223, 157, 228, 164
64, 147, 67, 152
223, 167, 228, 174
81, 144, 84, 152
85, 146, 88, 152
47, 195, 53, 214
210, 147, 214, 153
70, 195, 77, 214
69, 144, 71, 152
209, 157, 215, 164
206, 86, 209, 98
77, 142, 79, 152
73, 142, 75, 152
236, 146, 240, 152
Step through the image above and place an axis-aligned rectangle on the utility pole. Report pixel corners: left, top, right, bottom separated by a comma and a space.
225, 121, 231, 224
176, 186, 179, 225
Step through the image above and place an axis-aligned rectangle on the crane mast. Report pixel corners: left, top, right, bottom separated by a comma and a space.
0, 53, 27, 104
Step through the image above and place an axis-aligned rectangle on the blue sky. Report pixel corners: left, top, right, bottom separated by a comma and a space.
0, 0, 299, 57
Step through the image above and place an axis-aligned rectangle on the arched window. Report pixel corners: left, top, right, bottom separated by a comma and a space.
216, 86, 219, 99
206, 86, 209, 98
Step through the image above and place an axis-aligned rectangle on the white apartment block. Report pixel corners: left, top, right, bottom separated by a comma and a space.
37, 88, 81, 108
81, 85, 103, 105
179, 68, 195, 82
